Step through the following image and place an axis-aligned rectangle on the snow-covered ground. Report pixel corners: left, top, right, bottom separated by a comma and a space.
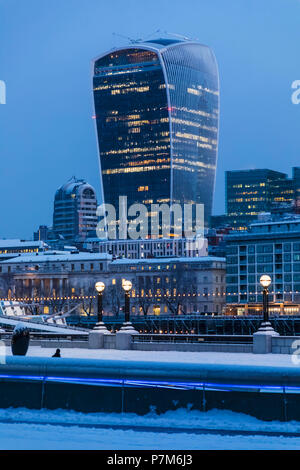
0, 407, 300, 449
5, 345, 297, 368
2, 347, 299, 448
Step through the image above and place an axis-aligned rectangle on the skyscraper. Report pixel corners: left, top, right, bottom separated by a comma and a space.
226, 169, 294, 229
293, 167, 300, 213
53, 177, 98, 241
93, 38, 219, 235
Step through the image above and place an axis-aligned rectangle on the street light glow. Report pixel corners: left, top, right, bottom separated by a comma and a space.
122, 279, 132, 292
260, 275, 271, 288
95, 281, 105, 293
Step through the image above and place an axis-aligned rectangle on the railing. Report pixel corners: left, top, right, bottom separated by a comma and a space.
132, 334, 253, 344
102, 314, 300, 321
0, 314, 89, 332
67, 314, 300, 337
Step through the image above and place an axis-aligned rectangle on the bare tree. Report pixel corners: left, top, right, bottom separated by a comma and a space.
138, 293, 152, 316
104, 283, 123, 317
80, 285, 96, 317
160, 264, 191, 315
0, 272, 15, 298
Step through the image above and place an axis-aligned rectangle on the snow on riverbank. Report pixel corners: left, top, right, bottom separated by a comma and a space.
0, 407, 300, 449
0, 407, 300, 433
1, 420, 299, 450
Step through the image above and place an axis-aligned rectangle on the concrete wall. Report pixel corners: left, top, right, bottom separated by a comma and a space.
88, 332, 253, 352
103, 334, 116, 349
6, 332, 300, 354
3, 355, 300, 418
40, 340, 88, 349
272, 336, 299, 355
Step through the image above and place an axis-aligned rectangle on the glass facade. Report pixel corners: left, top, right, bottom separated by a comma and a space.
293, 167, 300, 213
162, 43, 219, 220
226, 220, 300, 308
93, 39, 219, 234
225, 169, 293, 229
53, 177, 98, 241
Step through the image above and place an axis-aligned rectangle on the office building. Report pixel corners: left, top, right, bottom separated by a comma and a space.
93, 38, 219, 235
83, 236, 208, 259
53, 177, 98, 241
293, 167, 300, 213
0, 239, 48, 262
225, 217, 300, 315
225, 169, 294, 229
33, 225, 51, 242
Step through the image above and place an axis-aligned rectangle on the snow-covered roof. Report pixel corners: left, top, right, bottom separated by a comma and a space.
0, 251, 112, 264
111, 256, 225, 265
0, 253, 20, 260
0, 239, 46, 248
84, 237, 198, 244
251, 218, 300, 227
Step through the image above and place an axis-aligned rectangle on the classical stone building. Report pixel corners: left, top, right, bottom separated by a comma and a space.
0, 251, 225, 316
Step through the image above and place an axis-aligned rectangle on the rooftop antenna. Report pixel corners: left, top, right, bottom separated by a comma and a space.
136, 29, 161, 42
162, 31, 199, 42
112, 32, 140, 44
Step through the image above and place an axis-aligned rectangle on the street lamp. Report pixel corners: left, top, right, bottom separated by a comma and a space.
95, 281, 105, 322
122, 279, 132, 323
253, 274, 278, 352
260, 275, 271, 324
256, 274, 277, 333
119, 278, 138, 332
94, 281, 110, 333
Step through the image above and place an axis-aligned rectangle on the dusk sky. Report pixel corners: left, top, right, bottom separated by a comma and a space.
0, 0, 299, 239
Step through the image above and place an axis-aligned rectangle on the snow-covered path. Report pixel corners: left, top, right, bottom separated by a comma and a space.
1, 421, 299, 450
2, 347, 299, 448
5, 345, 297, 368
0, 408, 300, 449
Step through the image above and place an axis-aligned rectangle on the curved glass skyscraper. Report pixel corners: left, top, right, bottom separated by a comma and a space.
53, 177, 98, 241
93, 38, 219, 233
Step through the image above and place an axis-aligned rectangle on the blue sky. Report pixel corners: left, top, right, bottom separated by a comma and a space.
0, 0, 299, 238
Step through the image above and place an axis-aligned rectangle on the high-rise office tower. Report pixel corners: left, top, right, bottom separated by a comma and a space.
93, 38, 219, 235
293, 167, 300, 213
53, 177, 98, 241
226, 169, 294, 229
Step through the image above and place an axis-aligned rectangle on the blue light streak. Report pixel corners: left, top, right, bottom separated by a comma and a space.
0, 373, 300, 394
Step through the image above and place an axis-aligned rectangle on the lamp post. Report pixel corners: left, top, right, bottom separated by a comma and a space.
260, 275, 271, 324
94, 281, 110, 333
256, 274, 277, 333
260, 275, 271, 325
120, 279, 137, 331
122, 279, 132, 322
253, 274, 279, 353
